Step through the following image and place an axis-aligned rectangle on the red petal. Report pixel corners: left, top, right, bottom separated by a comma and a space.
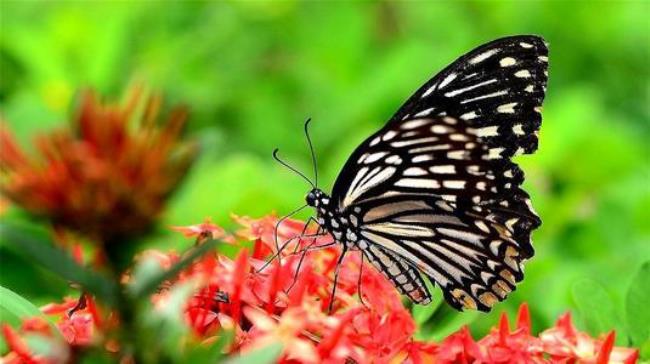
287, 260, 311, 307
2, 324, 35, 363
516, 302, 531, 334
230, 249, 250, 324
596, 331, 615, 364
317, 312, 352, 357
265, 260, 282, 314
85, 295, 102, 328
498, 312, 510, 344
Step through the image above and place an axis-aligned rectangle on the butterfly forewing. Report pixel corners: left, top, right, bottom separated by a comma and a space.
392, 35, 548, 158
326, 35, 548, 311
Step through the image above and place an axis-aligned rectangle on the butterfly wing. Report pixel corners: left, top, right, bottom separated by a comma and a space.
362, 243, 432, 304
353, 191, 531, 311
332, 35, 547, 204
330, 35, 548, 311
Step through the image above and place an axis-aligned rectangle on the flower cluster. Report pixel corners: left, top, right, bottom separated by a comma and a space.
1, 216, 639, 363
0, 89, 197, 242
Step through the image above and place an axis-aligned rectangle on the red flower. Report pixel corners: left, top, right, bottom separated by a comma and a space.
477, 304, 545, 363
171, 218, 228, 242
1, 321, 69, 364
540, 312, 639, 364
5, 215, 641, 363
0, 89, 197, 242
435, 326, 484, 363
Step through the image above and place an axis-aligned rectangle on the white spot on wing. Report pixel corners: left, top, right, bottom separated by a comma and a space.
512, 124, 525, 135
460, 111, 479, 120
430, 165, 456, 174
497, 102, 517, 113
344, 167, 396, 206
366, 222, 435, 237
401, 119, 431, 130
476, 125, 499, 137
499, 57, 516, 67
470, 49, 499, 64
444, 79, 497, 97
438, 73, 457, 89
395, 178, 440, 189
515, 70, 531, 78
447, 150, 469, 160
391, 137, 439, 148
461, 90, 508, 104
421, 84, 437, 98
520, 42, 533, 48
484, 147, 505, 160
385, 155, 402, 165
436, 227, 484, 247
412, 155, 433, 163
414, 108, 435, 117
363, 152, 388, 164
404, 167, 428, 176
442, 180, 466, 189
409, 144, 451, 153
431, 125, 454, 134
382, 130, 398, 141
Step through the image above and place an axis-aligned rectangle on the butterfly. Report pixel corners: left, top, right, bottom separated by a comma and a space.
276, 35, 548, 312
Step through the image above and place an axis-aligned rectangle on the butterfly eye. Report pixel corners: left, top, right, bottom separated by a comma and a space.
305, 191, 317, 206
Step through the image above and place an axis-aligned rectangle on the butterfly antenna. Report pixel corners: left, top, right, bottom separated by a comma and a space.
273, 148, 315, 188
304, 118, 318, 188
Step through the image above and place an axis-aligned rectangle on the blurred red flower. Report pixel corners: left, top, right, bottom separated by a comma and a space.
0, 89, 197, 242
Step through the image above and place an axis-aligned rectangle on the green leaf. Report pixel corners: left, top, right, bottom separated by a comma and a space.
572, 279, 619, 336
127, 239, 218, 299
626, 261, 650, 348
184, 329, 234, 362
0, 286, 62, 341
0, 220, 118, 306
225, 343, 283, 364
0, 285, 45, 325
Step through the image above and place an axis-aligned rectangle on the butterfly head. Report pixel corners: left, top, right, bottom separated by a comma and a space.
305, 188, 328, 208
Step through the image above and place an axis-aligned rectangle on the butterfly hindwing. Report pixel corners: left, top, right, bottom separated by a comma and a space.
362, 243, 432, 304
355, 194, 527, 311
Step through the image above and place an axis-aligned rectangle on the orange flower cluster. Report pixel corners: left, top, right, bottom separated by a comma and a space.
1, 216, 639, 364
0, 90, 197, 241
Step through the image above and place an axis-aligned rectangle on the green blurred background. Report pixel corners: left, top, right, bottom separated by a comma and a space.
1, 0, 648, 347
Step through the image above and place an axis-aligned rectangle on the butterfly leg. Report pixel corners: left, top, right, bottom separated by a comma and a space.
328, 246, 348, 314
258, 229, 327, 273
292, 216, 318, 254
286, 230, 336, 292
273, 204, 309, 264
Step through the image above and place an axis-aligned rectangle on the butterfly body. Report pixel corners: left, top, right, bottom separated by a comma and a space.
306, 189, 365, 251
289, 35, 548, 312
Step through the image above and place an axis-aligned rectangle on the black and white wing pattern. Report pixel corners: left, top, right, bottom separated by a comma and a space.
330, 35, 548, 311
362, 243, 432, 304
